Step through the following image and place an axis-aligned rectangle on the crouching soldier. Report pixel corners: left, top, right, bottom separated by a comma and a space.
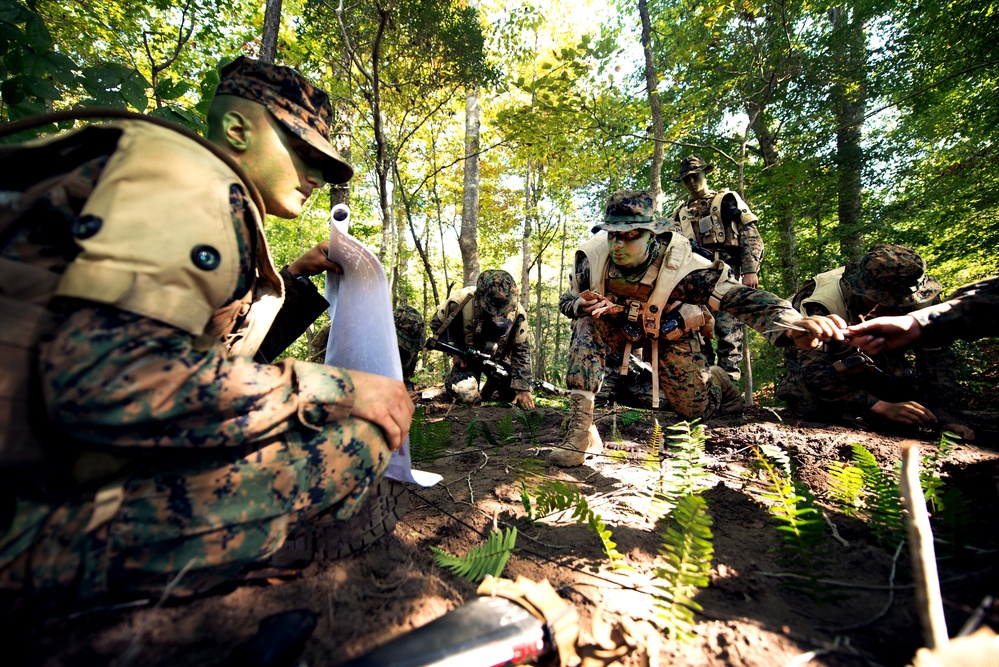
427, 270, 535, 409
553, 190, 843, 467
394, 305, 426, 391
776, 244, 974, 440
0, 57, 413, 615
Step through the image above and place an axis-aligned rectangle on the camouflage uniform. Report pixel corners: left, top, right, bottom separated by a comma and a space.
560, 191, 800, 421
394, 305, 425, 390
776, 245, 965, 428
429, 270, 532, 404
911, 277, 999, 346
671, 155, 765, 382
0, 58, 391, 612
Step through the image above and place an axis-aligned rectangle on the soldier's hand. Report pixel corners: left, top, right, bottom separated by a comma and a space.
847, 315, 922, 354
289, 241, 343, 277
741, 272, 759, 289
942, 423, 975, 441
789, 314, 849, 349
512, 390, 535, 410
870, 400, 937, 426
451, 354, 466, 370
346, 370, 414, 452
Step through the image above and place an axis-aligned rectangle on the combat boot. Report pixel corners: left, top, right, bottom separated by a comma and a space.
710, 365, 743, 415
549, 393, 603, 467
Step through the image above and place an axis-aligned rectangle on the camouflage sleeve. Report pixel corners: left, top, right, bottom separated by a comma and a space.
39, 305, 356, 449
912, 277, 999, 347
558, 253, 590, 319
797, 344, 881, 414
721, 195, 763, 275
671, 268, 802, 345
914, 346, 963, 425
508, 339, 533, 391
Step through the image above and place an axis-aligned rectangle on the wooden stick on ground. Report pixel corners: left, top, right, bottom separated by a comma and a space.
899, 440, 949, 650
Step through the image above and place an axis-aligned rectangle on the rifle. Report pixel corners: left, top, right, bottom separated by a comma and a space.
425, 337, 511, 380
533, 379, 567, 396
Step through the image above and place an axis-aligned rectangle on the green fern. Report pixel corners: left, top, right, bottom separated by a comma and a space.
619, 409, 644, 426
851, 443, 904, 548
408, 407, 450, 463
508, 456, 545, 491
496, 413, 516, 445
466, 419, 480, 448
524, 480, 631, 571
935, 486, 972, 554
660, 421, 711, 502
653, 493, 713, 641
753, 445, 826, 595
431, 527, 518, 583
516, 408, 544, 445
642, 419, 664, 471
826, 461, 865, 517
920, 431, 957, 514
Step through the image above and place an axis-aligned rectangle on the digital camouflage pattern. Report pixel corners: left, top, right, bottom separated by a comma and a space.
0, 60, 393, 611
678, 192, 764, 276
394, 305, 425, 385
777, 268, 962, 426
912, 277, 999, 346
474, 269, 517, 317
591, 190, 670, 234
216, 56, 353, 185
842, 244, 942, 309
709, 309, 744, 382
559, 242, 801, 420
672, 153, 715, 182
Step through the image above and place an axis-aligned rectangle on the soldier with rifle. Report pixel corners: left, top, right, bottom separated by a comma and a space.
426, 270, 536, 408
776, 244, 975, 440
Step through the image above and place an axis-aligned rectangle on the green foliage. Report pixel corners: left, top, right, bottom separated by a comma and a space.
653, 494, 713, 642
466, 414, 518, 451
660, 421, 711, 502
642, 419, 663, 471
515, 408, 544, 445
522, 479, 630, 571
408, 406, 451, 463
827, 461, 865, 517
431, 527, 517, 583
920, 431, 957, 514
846, 443, 905, 548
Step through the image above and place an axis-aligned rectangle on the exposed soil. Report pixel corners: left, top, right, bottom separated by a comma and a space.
19, 398, 999, 667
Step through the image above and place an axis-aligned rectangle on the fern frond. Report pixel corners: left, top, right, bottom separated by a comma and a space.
430, 527, 518, 583
620, 410, 644, 426
850, 443, 904, 547
920, 431, 957, 514
516, 408, 544, 444
643, 419, 663, 470
827, 461, 864, 516
661, 420, 710, 501
408, 407, 450, 463
466, 419, 480, 448
653, 494, 713, 641
508, 456, 545, 491
496, 413, 516, 444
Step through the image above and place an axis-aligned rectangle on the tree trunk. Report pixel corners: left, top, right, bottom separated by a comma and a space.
459, 86, 481, 287
260, 0, 282, 63
521, 158, 534, 311
534, 260, 544, 380
638, 0, 665, 209
830, 6, 867, 262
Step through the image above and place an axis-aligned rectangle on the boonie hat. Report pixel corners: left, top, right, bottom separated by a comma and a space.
394, 305, 425, 354
591, 190, 669, 234
215, 56, 353, 184
673, 154, 714, 182
475, 270, 517, 317
842, 244, 942, 309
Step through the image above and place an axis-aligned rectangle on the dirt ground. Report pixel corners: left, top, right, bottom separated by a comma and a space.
20, 396, 999, 667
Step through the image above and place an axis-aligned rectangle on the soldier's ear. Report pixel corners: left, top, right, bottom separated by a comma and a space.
220, 110, 251, 152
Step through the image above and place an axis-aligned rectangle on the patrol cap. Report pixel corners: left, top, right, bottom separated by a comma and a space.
475, 269, 517, 317
591, 190, 669, 234
215, 56, 354, 184
843, 244, 942, 309
394, 305, 425, 354
673, 154, 714, 182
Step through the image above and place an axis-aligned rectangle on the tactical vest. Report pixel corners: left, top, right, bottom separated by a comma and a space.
0, 120, 284, 467
673, 189, 757, 251
436, 285, 529, 353
799, 267, 849, 320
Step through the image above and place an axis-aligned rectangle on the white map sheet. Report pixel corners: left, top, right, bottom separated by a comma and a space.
323, 204, 441, 488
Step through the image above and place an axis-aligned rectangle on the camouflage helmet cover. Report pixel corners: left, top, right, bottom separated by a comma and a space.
591, 190, 670, 234
446, 369, 481, 404
394, 305, 425, 354
842, 243, 942, 309
672, 154, 715, 182
475, 269, 517, 317
215, 56, 354, 184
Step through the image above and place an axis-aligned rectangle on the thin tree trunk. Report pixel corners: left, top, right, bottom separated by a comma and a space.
521, 158, 533, 310
459, 86, 481, 287
638, 0, 665, 209
830, 6, 867, 262
534, 260, 544, 380
555, 216, 567, 382
260, 0, 282, 63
